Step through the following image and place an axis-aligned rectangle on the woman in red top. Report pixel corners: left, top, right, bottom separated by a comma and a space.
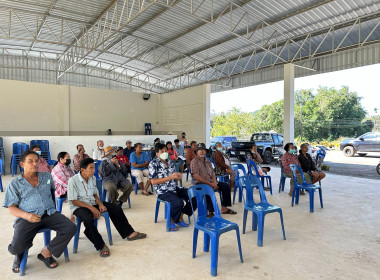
116, 147, 131, 175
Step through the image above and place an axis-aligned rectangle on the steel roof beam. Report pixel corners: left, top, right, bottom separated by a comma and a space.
144, 0, 334, 74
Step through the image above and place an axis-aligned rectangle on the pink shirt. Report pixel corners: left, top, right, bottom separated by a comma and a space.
38, 157, 52, 173
51, 162, 75, 197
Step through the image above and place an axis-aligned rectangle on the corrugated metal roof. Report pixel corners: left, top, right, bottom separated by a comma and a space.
0, 0, 380, 93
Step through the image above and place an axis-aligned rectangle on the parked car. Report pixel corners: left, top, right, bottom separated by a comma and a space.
340, 131, 380, 157
230, 132, 284, 163
210, 136, 237, 152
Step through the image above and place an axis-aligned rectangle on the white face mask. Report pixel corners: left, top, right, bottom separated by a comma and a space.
159, 152, 169, 160
35, 151, 41, 155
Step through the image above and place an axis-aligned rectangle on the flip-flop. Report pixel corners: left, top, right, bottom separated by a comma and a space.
175, 221, 189, 227
37, 253, 58, 269
12, 254, 22, 273
170, 223, 178, 231
127, 232, 148, 240
99, 245, 110, 258
222, 209, 237, 215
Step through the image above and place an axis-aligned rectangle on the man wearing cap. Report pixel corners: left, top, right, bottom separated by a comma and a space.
190, 143, 236, 215
93, 140, 105, 160
100, 146, 132, 206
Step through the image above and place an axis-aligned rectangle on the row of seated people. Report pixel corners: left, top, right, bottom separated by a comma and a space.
4, 137, 227, 271
3, 136, 324, 272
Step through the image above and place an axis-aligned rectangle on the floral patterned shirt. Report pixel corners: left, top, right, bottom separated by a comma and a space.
281, 152, 300, 173
148, 157, 181, 195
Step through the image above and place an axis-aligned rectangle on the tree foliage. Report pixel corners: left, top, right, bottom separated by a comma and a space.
210, 107, 255, 138
211, 86, 371, 141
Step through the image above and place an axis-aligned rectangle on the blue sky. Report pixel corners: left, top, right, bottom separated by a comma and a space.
211, 63, 380, 116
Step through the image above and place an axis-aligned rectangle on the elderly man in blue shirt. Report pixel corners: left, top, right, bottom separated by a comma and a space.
2, 150, 76, 273
148, 143, 196, 231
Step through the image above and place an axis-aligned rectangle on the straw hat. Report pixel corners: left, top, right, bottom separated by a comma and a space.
103, 146, 117, 157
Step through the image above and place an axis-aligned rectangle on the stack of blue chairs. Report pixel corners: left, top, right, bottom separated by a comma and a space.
0, 137, 4, 175
144, 123, 152, 135
11, 142, 29, 176
30, 140, 51, 161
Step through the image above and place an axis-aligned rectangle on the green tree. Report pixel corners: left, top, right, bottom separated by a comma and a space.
301, 87, 367, 140
210, 107, 255, 138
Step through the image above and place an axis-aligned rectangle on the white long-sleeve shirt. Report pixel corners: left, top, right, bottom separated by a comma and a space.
93, 147, 105, 160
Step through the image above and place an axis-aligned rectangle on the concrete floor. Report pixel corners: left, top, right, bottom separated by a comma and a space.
0, 167, 379, 280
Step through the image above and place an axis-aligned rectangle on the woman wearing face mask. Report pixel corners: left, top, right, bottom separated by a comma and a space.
281, 143, 306, 196
51, 152, 75, 198
51, 152, 75, 221
213, 142, 235, 190
246, 143, 271, 173
30, 145, 52, 172
148, 144, 195, 231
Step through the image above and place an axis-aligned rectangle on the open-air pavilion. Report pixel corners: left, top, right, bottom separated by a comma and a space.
0, 1, 379, 279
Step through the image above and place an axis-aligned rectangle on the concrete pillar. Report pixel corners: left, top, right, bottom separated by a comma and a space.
283, 63, 295, 144
205, 84, 211, 147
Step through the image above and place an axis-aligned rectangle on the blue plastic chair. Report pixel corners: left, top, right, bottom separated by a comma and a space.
73, 179, 113, 253
239, 175, 286, 246
278, 160, 289, 193
19, 189, 69, 276
247, 160, 272, 195
186, 167, 191, 181
289, 164, 323, 213
12, 142, 29, 154
0, 158, 3, 192
154, 197, 191, 232
231, 164, 246, 204
0, 147, 5, 175
56, 197, 66, 213
188, 184, 243, 277
30, 140, 49, 151
94, 160, 102, 179
144, 123, 152, 135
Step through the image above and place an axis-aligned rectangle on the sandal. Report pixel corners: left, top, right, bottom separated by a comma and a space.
99, 245, 110, 258
127, 232, 148, 240
12, 254, 22, 273
222, 209, 237, 215
169, 223, 178, 231
175, 221, 189, 228
37, 253, 58, 269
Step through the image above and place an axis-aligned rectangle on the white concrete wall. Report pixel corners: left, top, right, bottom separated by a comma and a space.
0, 135, 176, 174
158, 84, 210, 145
0, 79, 158, 136
0, 79, 211, 172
